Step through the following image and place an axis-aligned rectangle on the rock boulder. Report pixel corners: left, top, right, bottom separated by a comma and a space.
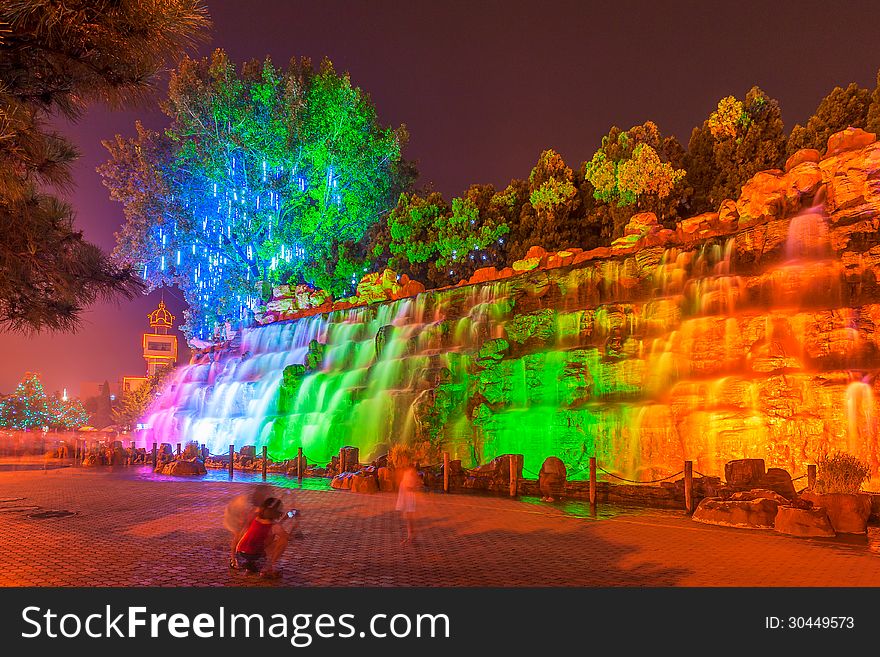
692, 496, 780, 529
800, 491, 872, 534
158, 459, 207, 476
774, 505, 835, 537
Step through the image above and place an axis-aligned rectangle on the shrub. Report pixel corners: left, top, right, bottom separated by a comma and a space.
814, 452, 871, 494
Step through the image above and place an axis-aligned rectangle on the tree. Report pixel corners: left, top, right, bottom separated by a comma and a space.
0, 372, 50, 429
112, 370, 171, 431
787, 83, 870, 155
867, 69, 880, 136
48, 394, 89, 430
101, 51, 410, 339
0, 0, 210, 333
685, 87, 786, 213
384, 187, 508, 287
584, 122, 687, 238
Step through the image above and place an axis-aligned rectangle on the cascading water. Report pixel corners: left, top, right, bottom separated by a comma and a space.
141, 195, 880, 485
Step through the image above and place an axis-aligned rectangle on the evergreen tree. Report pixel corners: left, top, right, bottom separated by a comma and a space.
48, 395, 89, 430
787, 83, 870, 155
867, 69, 880, 136
0, 0, 210, 333
686, 87, 786, 213
0, 372, 50, 429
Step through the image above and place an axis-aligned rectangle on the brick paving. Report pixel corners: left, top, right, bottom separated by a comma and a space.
0, 461, 878, 586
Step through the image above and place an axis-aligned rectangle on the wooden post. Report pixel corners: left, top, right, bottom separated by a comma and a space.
684, 460, 694, 514
807, 464, 817, 490
589, 457, 597, 509
262, 445, 268, 481
229, 444, 235, 479
509, 455, 517, 497
297, 447, 304, 483
443, 451, 450, 493
339, 447, 345, 474
175, 442, 181, 457
151, 442, 157, 468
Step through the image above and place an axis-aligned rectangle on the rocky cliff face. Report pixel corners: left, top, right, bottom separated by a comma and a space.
159, 128, 880, 483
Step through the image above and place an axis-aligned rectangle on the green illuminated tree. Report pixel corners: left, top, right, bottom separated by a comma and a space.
787, 83, 871, 155
0, 0, 210, 333
384, 187, 508, 287
101, 50, 410, 339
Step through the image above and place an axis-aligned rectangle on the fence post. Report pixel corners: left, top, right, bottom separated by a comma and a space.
443, 451, 450, 493
807, 464, 817, 490
175, 443, 181, 458
589, 457, 597, 510
339, 447, 345, 474
262, 445, 268, 481
509, 456, 518, 497
684, 460, 694, 514
151, 442, 157, 468
229, 444, 235, 479
297, 446, 304, 483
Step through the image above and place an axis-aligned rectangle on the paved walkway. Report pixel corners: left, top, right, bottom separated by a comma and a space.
0, 461, 878, 586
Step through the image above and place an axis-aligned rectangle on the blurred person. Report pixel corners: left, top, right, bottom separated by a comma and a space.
223, 483, 271, 568
235, 497, 292, 578
396, 456, 420, 545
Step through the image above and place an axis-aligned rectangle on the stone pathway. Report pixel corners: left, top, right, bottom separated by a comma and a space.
0, 463, 878, 586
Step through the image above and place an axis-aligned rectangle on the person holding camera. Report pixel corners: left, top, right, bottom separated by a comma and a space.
234, 496, 297, 578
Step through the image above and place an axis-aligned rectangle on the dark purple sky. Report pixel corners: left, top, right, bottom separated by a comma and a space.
2, 0, 880, 395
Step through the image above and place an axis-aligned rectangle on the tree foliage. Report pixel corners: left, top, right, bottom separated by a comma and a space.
787, 83, 871, 155
48, 394, 89, 430
0, 371, 86, 430
686, 87, 786, 213
382, 186, 508, 287
0, 0, 210, 333
584, 122, 687, 237
101, 51, 410, 339
112, 369, 171, 431
866, 69, 880, 136
0, 372, 49, 429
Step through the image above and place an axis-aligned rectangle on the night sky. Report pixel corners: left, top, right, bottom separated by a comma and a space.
2, 0, 880, 395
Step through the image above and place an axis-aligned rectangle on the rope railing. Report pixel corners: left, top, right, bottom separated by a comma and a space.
209, 445, 817, 501
596, 466, 685, 484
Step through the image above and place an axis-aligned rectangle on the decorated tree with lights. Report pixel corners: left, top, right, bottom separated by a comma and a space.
48, 395, 89, 431
100, 50, 410, 340
0, 372, 50, 429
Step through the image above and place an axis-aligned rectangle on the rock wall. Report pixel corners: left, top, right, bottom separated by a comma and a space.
157, 128, 880, 483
